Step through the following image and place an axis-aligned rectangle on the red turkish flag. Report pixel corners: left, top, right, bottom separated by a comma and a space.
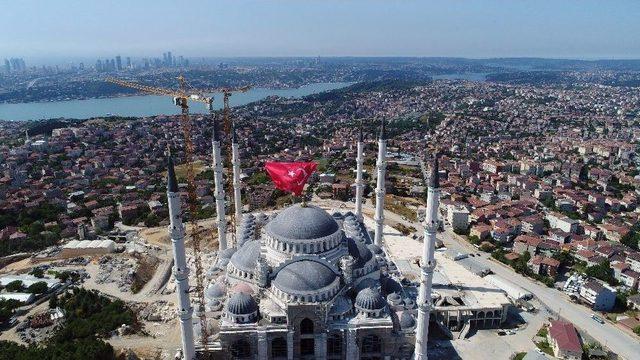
265, 162, 318, 196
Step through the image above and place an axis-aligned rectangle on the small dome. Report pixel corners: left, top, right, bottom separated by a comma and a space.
329, 295, 353, 315
355, 287, 386, 311
347, 238, 373, 268
403, 298, 416, 309
219, 248, 237, 259
231, 283, 254, 295
367, 244, 383, 254
273, 260, 338, 293
399, 311, 415, 329
207, 299, 223, 312
381, 277, 402, 295
216, 257, 230, 269
205, 282, 226, 300
227, 292, 258, 315
355, 278, 378, 293
266, 204, 340, 240
387, 292, 402, 303
332, 212, 344, 220
229, 240, 261, 273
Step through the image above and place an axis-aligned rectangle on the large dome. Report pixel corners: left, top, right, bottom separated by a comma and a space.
266, 204, 340, 240
273, 260, 338, 293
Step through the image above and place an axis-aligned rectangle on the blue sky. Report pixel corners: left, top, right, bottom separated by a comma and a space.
1, 0, 639, 62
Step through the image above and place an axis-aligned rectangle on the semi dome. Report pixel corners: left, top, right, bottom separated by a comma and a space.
229, 240, 261, 273
266, 204, 340, 240
355, 287, 386, 311
219, 248, 237, 259
227, 292, 258, 315
273, 260, 338, 293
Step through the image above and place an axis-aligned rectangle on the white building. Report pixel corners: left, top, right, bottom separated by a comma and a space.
445, 205, 470, 232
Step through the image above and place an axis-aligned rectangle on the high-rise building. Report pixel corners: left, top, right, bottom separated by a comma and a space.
115, 55, 122, 71
126, 56, 131, 69
167, 51, 173, 66
3, 59, 10, 73
96, 59, 103, 72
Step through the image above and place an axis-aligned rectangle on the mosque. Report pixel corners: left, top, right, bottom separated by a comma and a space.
165, 119, 442, 359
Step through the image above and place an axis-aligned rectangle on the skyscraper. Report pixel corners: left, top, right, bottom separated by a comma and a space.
126, 57, 131, 69
3, 59, 10, 73
115, 55, 122, 71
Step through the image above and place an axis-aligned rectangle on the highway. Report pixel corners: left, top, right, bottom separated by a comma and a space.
440, 230, 640, 360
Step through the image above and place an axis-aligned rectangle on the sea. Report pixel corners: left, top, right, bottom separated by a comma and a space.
0, 82, 353, 122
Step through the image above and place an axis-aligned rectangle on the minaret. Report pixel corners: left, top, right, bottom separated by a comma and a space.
354, 121, 365, 220
231, 123, 243, 238
166, 154, 196, 360
415, 154, 440, 360
211, 119, 227, 250
373, 118, 387, 247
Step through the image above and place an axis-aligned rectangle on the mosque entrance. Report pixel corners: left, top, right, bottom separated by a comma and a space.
300, 338, 315, 357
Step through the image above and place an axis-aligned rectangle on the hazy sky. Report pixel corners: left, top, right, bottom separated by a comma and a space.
2, 0, 639, 62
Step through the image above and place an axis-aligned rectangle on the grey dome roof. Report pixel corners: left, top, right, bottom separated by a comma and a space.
355, 287, 386, 311
229, 241, 261, 273
206, 282, 226, 300
399, 311, 415, 329
355, 277, 379, 293
387, 292, 402, 303
381, 277, 402, 295
403, 298, 415, 309
329, 295, 353, 315
266, 204, 340, 240
219, 248, 237, 259
332, 212, 344, 219
367, 244, 383, 254
347, 238, 373, 268
215, 257, 230, 270
226, 292, 258, 315
273, 260, 338, 293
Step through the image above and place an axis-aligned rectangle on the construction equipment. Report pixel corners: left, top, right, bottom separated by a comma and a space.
105, 75, 213, 350
215, 86, 251, 248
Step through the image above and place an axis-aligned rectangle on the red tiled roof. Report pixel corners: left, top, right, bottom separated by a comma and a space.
549, 321, 582, 353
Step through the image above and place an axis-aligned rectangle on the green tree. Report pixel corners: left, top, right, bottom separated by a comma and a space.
585, 260, 617, 286
27, 281, 48, 294
5, 280, 23, 292
29, 268, 45, 278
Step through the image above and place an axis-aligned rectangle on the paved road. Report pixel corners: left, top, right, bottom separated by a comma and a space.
440, 230, 640, 360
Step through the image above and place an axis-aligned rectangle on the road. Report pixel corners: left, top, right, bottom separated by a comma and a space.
440, 230, 640, 360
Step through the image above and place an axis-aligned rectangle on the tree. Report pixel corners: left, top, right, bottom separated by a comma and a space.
5, 280, 23, 292
49, 294, 58, 309
634, 325, 640, 336
29, 268, 45, 278
27, 281, 48, 294
585, 260, 617, 286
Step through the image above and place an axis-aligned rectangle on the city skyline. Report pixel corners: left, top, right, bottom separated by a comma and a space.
2, 0, 640, 63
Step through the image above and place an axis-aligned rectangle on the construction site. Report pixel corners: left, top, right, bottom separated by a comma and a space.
0, 76, 539, 360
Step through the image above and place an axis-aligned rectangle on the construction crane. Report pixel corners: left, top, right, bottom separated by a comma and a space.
105, 75, 214, 351
213, 86, 251, 248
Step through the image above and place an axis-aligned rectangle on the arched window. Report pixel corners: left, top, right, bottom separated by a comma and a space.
230, 339, 251, 359
361, 334, 382, 354
327, 333, 342, 356
300, 318, 314, 334
271, 337, 287, 359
